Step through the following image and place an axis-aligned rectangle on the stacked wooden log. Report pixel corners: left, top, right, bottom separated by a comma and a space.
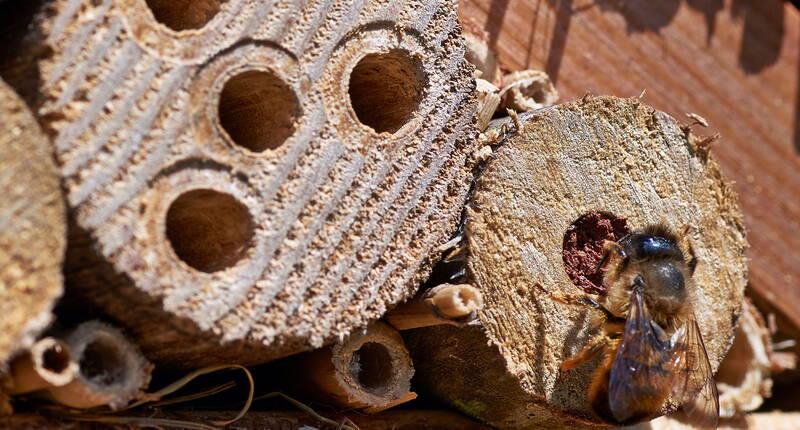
2, 0, 479, 368
2, 0, 795, 428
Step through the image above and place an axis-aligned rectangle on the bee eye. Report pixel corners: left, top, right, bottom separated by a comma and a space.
640, 236, 674, 257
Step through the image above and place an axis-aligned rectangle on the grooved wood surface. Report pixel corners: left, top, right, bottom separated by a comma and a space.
6, 0, 478, 367
459, 0, 800, 335
406, 97, 748, 429
0, 78, 65, 365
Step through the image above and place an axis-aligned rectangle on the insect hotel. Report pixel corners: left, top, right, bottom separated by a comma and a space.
0, 0, 798, 429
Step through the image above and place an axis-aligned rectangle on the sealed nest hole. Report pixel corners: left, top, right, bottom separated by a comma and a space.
145, 0, 227, 31
562, 211, 629, 295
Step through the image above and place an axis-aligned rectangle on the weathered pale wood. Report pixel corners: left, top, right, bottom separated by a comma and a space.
405, 96, 748, 429
458, 0, 800, 345
3, 0, 478, 367
0, 78, 65, 366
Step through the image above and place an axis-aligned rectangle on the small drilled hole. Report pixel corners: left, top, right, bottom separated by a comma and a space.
349, 342, 393, 395
145, 0, 226, 31
348, 50, 425, 134
80, 336, 126, 386
218, 70, 301, 153
165, 189, 254, 273
42, 344, 70, 373
562, 211, 629, 295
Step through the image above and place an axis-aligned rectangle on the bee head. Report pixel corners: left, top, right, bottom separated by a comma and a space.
622, 232, 689, 315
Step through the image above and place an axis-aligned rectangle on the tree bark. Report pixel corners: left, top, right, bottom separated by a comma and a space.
405, 96, 748, 429
4, 0, 478, 368
0, 78, 65, 366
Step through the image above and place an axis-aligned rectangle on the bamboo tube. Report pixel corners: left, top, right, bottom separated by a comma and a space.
46, 321, 152, 409
1, 0, 479, 369
500, 70, 559, 112
287, 322, 414, 411
386, 283, 483, 330
458, 17, 503, 86
0, 78, 65, 366
4, 338, 77, 395
475, 78, 501, 131
405, 96, 748, 429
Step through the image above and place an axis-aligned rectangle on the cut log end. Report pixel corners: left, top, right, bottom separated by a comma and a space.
406, 96, 748, 429
19, 0, 480, 367
0, 78, 65, 366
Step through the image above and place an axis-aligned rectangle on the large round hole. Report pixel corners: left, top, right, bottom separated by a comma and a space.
349, 342, 393, 395
218, 70, 301, 153
80, 336, 126, 386
165, 189, 254, 273
348, 50, 425, 134
145, 0, 226, 31
562, 211, 629, 295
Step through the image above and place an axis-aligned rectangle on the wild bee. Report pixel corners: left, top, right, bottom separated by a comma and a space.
555, 224, 719, 428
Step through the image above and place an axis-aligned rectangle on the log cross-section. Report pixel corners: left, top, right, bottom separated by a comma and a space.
405, 96, 748, 429
4, 0, 479, 368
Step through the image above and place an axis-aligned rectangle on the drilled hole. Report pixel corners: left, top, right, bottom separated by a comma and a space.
348, 50, 425, 134
42, 344, 70, 373
562, 211, 629, 295
80, 336, 126, 386
349, 342, 393, 395
145, 0, 226, 31
165, 189, 254, 273
218, 70, 301, 153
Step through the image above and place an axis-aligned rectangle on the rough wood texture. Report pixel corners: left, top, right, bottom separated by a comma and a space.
2, 0, 478, 367
458, 0, 800, 340
0, 78, 65, 366
405, 96, 748, 429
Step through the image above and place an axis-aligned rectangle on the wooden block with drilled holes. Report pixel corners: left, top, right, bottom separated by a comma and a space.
0, 0, 478, 368
0, 78, 65, 365
404, 96, 748, 429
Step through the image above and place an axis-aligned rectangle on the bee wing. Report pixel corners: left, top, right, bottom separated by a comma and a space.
670, 318, 720, 429
608, 286, 674, 423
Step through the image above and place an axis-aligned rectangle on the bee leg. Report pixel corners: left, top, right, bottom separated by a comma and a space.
550, 293, 616, 321
561, 333, 609, 371
597, 240, 627, 283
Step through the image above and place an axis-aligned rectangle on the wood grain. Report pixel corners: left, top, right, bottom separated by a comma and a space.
405, 96, 748, 429
0, 78, 65, 365
459, 0, 800, 335
1, 0, 478, 368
